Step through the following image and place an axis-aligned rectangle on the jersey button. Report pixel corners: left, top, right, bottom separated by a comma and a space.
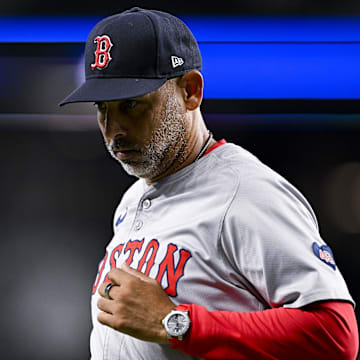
134, 220, 143, 231
143, 199, 151, 209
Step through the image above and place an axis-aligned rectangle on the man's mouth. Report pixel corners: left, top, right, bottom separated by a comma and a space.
114, 149, 140, 161
108, 138, 142, 161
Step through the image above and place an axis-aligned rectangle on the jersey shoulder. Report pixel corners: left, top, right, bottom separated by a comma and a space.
211, 143, 319, 231
208, 142, 290, 194
208, 142, 276, 182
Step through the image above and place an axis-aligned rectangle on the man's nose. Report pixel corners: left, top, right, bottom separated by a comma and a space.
103, 109, 128, 139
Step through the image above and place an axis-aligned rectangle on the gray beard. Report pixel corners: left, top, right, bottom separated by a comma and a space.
106, 91, 188, 180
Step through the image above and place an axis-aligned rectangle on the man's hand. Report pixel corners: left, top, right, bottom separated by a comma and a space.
97, 262, 176, 343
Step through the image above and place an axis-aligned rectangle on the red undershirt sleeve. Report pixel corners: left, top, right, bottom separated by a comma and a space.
170, 301, 358, 360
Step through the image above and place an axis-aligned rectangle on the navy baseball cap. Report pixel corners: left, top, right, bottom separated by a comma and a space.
59, 7, 202, 106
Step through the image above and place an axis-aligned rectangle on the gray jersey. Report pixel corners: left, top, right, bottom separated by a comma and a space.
90, 143, 353, 360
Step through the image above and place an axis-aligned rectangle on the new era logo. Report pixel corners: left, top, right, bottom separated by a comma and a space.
171, 55, 184, 68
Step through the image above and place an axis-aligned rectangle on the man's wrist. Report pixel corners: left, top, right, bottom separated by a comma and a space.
162, 304, 192, 341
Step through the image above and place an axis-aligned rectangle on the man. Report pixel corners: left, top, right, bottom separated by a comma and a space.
60, 7, 358, 360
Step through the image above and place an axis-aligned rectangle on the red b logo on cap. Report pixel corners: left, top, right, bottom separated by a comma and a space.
91, 35, 113, 70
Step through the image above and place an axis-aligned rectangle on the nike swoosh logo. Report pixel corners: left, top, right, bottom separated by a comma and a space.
116, 207, 127, 226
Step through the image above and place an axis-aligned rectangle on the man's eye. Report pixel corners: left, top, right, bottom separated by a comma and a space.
94, 102, 106, 111
122, 100, 138, 110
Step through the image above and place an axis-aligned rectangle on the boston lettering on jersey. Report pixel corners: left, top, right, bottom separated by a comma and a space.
92, 239, 192, 297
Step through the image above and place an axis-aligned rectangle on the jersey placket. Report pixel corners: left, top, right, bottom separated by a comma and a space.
130, 190, 155, 236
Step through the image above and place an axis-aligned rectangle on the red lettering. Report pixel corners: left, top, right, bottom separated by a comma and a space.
91, 35, 113, 69
156, 243, 192, 297
104, 243, 124, 283
92, 239, 191, 297
137, 239, 159, 276
124, 239, 144, 265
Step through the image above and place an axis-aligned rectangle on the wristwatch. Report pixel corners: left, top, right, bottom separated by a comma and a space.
162, 309, 191, 340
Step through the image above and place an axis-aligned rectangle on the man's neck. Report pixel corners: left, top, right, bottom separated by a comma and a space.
145, 123, 216, 185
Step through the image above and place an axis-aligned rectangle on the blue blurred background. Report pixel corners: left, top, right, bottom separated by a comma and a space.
1, 1, 360, 359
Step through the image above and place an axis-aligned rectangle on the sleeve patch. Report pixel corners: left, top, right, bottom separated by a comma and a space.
312, 242, 336, 270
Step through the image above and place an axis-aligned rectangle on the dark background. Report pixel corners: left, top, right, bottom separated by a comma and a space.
3, 0, 360, 15
1, 1, 360, 359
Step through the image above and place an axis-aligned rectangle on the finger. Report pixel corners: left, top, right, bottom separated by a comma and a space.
97, 310, 114, 327
120, 262, 152, 281
97, 297, 114, 314
106, 265, 152, 290
106, 267, 130, 285
98, 282, 120, 299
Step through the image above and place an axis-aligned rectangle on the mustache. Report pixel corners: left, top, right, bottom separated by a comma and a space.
107, 138, 141, 152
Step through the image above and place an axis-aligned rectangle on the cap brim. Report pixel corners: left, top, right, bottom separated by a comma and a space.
59, 77, 168, 106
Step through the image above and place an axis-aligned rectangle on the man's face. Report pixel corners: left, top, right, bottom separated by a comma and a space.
96, 79, 189, 180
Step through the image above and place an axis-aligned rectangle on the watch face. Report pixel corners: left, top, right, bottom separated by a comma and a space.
167, 312, 189, 336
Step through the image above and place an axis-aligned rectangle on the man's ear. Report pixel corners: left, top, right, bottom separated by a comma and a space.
178, 70, 204, 111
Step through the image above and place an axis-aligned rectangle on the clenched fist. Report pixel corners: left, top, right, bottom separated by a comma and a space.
97, 262, 176, 343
